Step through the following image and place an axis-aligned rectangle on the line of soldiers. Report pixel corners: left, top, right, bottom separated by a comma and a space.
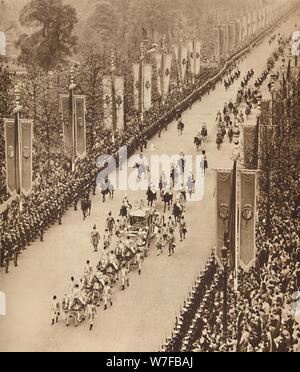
0, 161, 99, 274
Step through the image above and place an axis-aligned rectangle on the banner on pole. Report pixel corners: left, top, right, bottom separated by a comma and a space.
103, 76, 112, 130
195, 41, 201, 75
143, 64, 152, 110
216, 170, 232, 262
156, 53, 162, 96
4, 118, 17, 196
59, 94, 73, 158
239, 171, 257, 271
133, 63, 140, 111
115, 76, 124, 131
20, 119, 33, 196
75, 96, 86, 158
243, 125, 256, 169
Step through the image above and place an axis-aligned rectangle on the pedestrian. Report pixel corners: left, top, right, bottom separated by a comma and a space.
86, 301, 97, 331
51, 295, 60, 326
103, 282, 113, 310
179, 216, 187, 242
168, 232, 176, 256
90, 225, 100, 252
156, 232, 164, 256
120, 264, 129, 290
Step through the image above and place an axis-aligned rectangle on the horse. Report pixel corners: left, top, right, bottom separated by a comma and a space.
162, 190, 173, 213
147, 187, 157, 207
81, 198, 91, 221
173, 202, 183, 223
177, 121, 184, 135
194, 135, 202, 152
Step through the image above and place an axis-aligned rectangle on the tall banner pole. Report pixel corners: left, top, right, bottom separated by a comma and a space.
69, 67, 76, 172
161, 35, 166, 104
111, 51, 117, 143
140, 42, 145, 124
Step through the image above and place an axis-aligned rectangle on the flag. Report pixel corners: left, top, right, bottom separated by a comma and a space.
242, 15, 248, 41
195, 41, 201, 75
103, 76, 112, 129
20, 119, 33, 196
228, 161, 237, 268
156, 53, 173, 98
59, 94, 73, 158
239, 171, 257, 271
143, 64, 152, 110
4, 118, 17, 195
156, 53, 162, 96
115, 76, 124, 131
133, 63, 140, 111
174, 45, 188, 82
261, 100, 271, 126
243, 125, 256, 169
75, 96, 86, 158
187, 40, 194, 74
216, 170, 232, 262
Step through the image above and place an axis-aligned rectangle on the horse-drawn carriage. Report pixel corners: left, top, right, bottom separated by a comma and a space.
127, 204, 156, 257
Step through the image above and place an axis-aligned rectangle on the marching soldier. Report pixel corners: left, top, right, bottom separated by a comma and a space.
90, 225, 100, 252
51, 295, 60, 326
86, 301, 97, 331
120, 264, 129, 290
103, 282, 113, 310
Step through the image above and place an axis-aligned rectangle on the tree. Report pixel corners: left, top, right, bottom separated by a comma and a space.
17, 0, 78, 71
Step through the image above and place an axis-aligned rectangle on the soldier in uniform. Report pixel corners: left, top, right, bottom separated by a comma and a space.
51, 295, 60, 326
103, 282, 113, 310
86, 301, 97, 331
90, 225, 100, 252
120, 264, 129, 290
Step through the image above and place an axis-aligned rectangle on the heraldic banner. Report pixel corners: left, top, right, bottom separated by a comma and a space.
103, 76, 113, 129
243, 125, 256, 169
194, 41, 201, 75
59, 94, 73, 158
239, 171, 257, 271
20, 120, 33, 196
143, 64, 152, 110
115, 76, 124, 131
156, 54, 162, 96
75, 96, 86, 158
216, 170, 232, 262
4, 118, 17, 195
133, 63, 140, 111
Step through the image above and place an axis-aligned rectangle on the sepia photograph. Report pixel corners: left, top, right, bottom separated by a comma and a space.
0, 0, 299, 357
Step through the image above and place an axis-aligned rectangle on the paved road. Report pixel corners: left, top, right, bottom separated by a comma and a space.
0, 14, 298, 352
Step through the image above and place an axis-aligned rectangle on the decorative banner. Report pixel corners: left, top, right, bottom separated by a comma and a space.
216, 170, 232, 262
20, 119, 33, 196
243, 125, 256, 169
103, 76, 112, 129
235, 20, 242, 46
156, 53, 162, 96
75, 96, 86, 158
261, 100, 271, 126
195, 41, 201, 75
143, 64, 152, 110
187, 40, 194, 74
247, 12, 252, 37
242, 15, 248, 41
156, 53, 173, 98
115, 76, 124, 131
4, 118, 17, 195
239, 171, 257, 271
133, 63, 140, 111
228, 23, 235, 51
252, 10, 257, 34
213, 28, 221, 60
181, 46, 188, 82
59, 94, 73, 158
